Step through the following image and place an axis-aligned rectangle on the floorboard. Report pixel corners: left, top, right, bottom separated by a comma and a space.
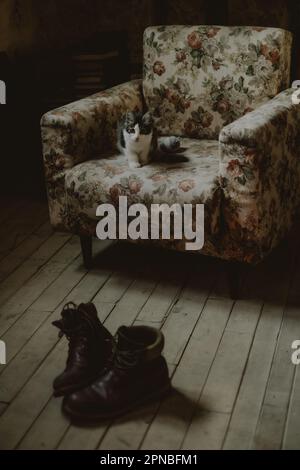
0, 197, 300, 450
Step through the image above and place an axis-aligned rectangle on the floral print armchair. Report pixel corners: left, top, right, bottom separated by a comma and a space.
41, 25, 300, 285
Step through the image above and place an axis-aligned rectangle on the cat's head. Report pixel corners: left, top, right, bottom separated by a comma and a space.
123, 111, 153, 142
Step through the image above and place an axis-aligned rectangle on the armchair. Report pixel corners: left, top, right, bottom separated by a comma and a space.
41, 25, 300, 296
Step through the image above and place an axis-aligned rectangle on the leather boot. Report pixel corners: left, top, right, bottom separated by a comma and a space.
62, 325, 171, 421
52, 302, 113, 397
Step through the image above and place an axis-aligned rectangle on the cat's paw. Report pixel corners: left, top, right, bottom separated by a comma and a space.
129, 161, 141, 169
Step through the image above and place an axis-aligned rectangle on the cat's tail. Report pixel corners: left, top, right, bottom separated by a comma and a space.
158, 136, 181, 154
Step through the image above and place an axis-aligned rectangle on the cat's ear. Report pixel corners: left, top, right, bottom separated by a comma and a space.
142, 111, 153, 126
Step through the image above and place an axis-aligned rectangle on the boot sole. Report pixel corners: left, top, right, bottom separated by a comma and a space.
62, 381, 172, 423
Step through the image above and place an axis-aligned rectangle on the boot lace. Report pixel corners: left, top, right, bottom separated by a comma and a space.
55, 302, 94, 363
109, 334, 140, 372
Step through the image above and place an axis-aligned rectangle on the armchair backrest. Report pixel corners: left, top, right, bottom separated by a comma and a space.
143, 25, 292, 139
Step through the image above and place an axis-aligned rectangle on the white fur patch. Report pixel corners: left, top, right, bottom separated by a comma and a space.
122, 123, 153, 168
123, 124, 152, 154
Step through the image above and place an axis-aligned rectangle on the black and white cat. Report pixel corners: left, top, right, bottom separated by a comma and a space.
117, 111, 180, 169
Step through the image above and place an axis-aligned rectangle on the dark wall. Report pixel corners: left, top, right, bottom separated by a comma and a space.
1, 0, 299, 77
0, 0, 299, 197
0, 0, 161, 76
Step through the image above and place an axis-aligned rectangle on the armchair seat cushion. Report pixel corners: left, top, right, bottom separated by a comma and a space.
64, 138, 222, 244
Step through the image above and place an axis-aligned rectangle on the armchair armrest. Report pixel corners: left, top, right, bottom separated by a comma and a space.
41, 79, 143, 230
219, 89, 300, 261
41, 79, 143, 180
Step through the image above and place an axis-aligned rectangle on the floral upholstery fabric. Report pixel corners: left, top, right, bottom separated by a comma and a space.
220, 88, 300, 262
143, 25, 292, 139
63, 138, 222, 257
41, 80, 144, 229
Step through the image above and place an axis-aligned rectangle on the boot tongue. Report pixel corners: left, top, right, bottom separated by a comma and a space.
62, 306, 80, 328
78, 302, 98, 319
116, 326, 144, 352
59, 302, 97, 331
116, 326, 164, 363
52, 304, 81, 333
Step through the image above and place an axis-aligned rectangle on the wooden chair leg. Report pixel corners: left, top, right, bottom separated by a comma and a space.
227, 261, 242, 300
80, 235, 93, 269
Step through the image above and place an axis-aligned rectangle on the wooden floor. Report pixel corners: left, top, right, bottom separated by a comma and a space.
0, 195, 300, 450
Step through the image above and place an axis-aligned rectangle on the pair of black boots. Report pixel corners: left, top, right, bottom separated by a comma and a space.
52, 302, 170, 422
